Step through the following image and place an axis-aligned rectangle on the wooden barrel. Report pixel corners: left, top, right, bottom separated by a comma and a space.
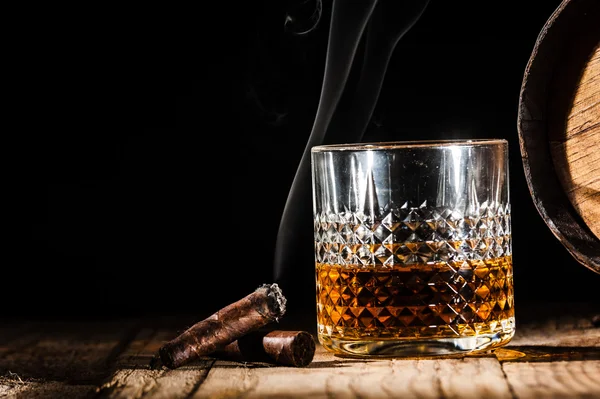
518, 0, 599, 274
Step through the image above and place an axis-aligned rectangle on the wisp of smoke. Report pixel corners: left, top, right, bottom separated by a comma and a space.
284, 0, 323, 35
273, 0, 431, 298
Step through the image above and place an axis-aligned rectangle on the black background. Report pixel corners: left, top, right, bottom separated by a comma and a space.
11, 0, 599, 322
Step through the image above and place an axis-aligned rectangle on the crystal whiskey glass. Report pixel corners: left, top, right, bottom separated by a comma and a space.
311, 139, 514, 357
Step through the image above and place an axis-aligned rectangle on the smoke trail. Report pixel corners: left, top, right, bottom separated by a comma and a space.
284, 0, 323, 36
272, 0, 431, 311
273, 0, 379, 285
325, 0, 431, 145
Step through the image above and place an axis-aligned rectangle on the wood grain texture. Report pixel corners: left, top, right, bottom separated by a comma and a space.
500, 307, 600, 398
0, 378, 94, 399
95, 325, 214, 399
193, 346, 512, 399
503, 361, 600, 399
0, 321, 137, 398
0, 321, 136, 384
518, 0, 600, 273
550, 43, 600, 240
1, 311, 598, 398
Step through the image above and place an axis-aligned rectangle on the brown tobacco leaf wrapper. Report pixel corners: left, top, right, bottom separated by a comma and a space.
159, 283, 286, 369
216, 330, 316, 367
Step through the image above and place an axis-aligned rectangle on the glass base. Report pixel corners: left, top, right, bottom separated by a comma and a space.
319, 330, 515, 358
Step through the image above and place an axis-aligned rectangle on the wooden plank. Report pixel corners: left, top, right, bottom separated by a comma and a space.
509, 311, 600, 348
500, 309, 600, 398
435, 357, 513, 399
0, 321, 137, 398
0, 323, 44, 397
1, 306, 597, 398
0, 321, 138, 383
192, 308, 598, 398
0, 377, 93, 399
503, 361, 600, 399
95, 324, 214, 399
193, 345, 512, 399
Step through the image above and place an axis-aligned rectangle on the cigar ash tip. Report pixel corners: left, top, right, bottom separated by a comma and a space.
262, 283, 287, 320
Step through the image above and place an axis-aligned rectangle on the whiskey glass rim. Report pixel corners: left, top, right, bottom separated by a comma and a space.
311, 139, 507, 152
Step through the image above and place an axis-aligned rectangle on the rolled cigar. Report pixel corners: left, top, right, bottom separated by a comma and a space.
216, 330, 316, 367
159, 283, 286, 369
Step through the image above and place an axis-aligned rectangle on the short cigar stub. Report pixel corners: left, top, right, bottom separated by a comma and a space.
263, 330, 316, 367
218, 330, 316, 367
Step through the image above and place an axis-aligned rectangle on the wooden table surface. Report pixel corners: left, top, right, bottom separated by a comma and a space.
1, 303, 598, 399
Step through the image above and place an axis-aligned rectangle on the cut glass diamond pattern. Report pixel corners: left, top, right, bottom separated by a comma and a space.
315, 202, 514, 340
314, 204, 511, 266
